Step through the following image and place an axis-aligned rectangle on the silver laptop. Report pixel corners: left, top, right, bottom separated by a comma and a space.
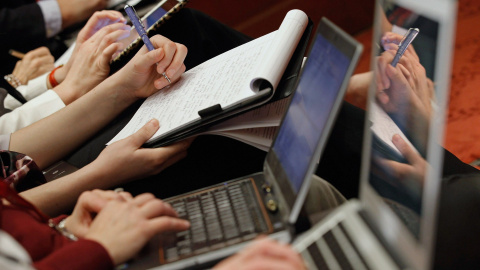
292, 0, 457, 269
126, 17, 363, 270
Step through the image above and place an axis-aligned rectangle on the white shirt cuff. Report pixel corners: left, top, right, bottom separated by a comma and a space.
4, 73, 49, 110
37, 0, 62, 38
0, 90, 66, 134
0, 134, 11, 150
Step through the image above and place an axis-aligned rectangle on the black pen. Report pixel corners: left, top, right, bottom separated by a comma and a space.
391, 28, 419, 67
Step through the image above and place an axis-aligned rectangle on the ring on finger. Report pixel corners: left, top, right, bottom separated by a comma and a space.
162, 72, 171, 84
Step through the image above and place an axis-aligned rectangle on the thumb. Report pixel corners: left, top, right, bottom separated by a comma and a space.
130, 119, 160, 147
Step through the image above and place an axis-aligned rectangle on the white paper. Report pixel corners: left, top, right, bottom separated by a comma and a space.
206, 126, 279, 152
208, 97, 290, 132
108, 10, 308, 145
370, 102, 418, 155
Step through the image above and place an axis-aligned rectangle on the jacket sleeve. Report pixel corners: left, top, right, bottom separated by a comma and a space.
33, 239, 115, 270
0, 4, 48, 47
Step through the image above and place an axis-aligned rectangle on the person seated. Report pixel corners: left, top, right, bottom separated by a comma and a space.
0, 11, 129, 133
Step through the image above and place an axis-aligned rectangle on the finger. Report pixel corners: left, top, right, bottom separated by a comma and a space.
128, 118, 160, 147
78, 190, 110, 213
25, 47, 52, 59
147, 216, 190, 235
119, 191, 133, 201
92, 189, 129, 202
134, 46, 166, 74
140, 199, 179, 219
398, 64, 415, 89
92, 23, 131, 48
98, 28, 131, 51
154, 63, 186, 89
102, 43, 124, 65
151, 149, 188, 173
392, 134, 421, 164
378, 50, 396, 84
80, 11, 126, 42
132, 193, 156, 206
137, 140, 191, 172
380, 159, 412, 180
157, 43, 187, 80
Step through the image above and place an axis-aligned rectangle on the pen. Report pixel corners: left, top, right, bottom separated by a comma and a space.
391, 28, 419, 67
9, 49, 25, 59
124, 4, 171, 83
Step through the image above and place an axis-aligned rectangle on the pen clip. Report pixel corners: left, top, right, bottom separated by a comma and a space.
398, 28, 419, 55
125, 4, 145, 29
391, 28, 419, 67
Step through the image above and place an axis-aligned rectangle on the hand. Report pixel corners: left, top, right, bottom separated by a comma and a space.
64, 189, 133, 238
380, 32, 419, 59
377, 34, 433, 112
378, 134, 427, 187
375, 45, 433, 150
111, 34, 187, 99
57, 0, 109, 30
54, 22, 130, 104
89, 119, 193, 186
82, 192, 190, 265
11, 47, 54, 84
54, 11, 127, 87
214, 237, 306, 270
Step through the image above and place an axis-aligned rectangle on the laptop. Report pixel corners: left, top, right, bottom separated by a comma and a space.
126, 17, 363, 270
292, 0, 457, 269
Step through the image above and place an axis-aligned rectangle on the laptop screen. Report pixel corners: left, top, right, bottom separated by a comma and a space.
273, 35, 351, 193
268, 18, 362, 223
360, 0, 457, 268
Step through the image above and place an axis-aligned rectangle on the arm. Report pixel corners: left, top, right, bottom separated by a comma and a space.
10, 34, 187, 169
20, 118, 192, 215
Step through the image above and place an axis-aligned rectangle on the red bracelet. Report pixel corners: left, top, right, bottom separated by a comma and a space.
48, 65, 63, 88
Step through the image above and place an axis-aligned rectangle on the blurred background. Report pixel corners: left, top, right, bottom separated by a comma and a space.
188, 0, 480, 169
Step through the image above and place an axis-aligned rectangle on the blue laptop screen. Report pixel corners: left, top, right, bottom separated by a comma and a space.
272, 34, 351, 193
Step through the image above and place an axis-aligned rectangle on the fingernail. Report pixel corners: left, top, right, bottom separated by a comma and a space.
182, 220, 190, 227
148, 118, 159, 128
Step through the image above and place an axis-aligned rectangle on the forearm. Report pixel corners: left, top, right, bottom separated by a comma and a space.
9, 76, 138, 169
21, 161, 108, 215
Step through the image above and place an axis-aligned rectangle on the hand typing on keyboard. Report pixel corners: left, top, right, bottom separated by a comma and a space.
213, 237, 306, 270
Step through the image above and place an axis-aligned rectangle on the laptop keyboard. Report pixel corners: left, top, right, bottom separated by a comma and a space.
299, 219, 372, 270
161, 179, 270, 262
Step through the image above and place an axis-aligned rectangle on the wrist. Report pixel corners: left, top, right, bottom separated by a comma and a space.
54, 66, 67, 85
4, 74, 22, 88
48, 65, 64, 89
49, 217, 78, 241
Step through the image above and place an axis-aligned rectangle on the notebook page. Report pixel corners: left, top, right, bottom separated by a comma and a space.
108, 10, 307, 145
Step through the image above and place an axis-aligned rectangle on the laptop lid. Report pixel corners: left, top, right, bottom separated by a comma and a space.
359, 0, 457, 269
264, 17, 363, 225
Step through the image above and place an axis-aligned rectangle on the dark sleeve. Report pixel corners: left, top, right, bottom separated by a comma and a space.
33, 239, 114, 270
0, 4, 47, 48
434, 173, 480, 269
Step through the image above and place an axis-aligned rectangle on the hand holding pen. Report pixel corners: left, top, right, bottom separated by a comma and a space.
124, 4, 175, 84
109, 5, 186, 96
390, 28, 419, 67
